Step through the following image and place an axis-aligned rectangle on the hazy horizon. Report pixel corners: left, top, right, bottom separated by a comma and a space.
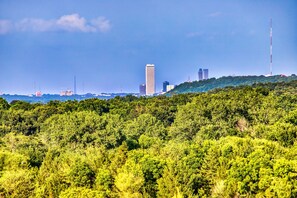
1, 74, 297, 95
1, 0, 297, 94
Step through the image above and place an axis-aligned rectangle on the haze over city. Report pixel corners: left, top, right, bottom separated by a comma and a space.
0, 0, 296, 94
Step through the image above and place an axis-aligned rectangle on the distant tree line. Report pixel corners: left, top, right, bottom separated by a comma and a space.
169, 74, 297, 94
0, 80, 297, 197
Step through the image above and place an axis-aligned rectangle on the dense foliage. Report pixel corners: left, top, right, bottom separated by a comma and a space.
169, 75, 297, 94
0, 80, 297, 197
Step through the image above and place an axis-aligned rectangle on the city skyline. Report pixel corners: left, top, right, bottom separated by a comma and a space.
0, 1, 297, 94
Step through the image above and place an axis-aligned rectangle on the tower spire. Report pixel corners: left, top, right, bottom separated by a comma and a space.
74, 76, 77, 95
270, 18, 272, 76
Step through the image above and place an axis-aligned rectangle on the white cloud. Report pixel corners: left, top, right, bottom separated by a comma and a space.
0, 14, 111, 34
16, 18, 55, 32
0, 20, 12, 34
91, 17, 111, 32
56, 14, 96, 32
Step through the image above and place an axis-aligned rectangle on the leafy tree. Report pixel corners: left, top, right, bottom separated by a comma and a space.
40, 111, 124, 149
59, 187, 103, 198
78, 98, 109, 115
115, 159, 145, 197
0, 110, 39, 136
0, 169, 36, 198
69, 160, 95, 188
124, 114, 167, 141
10, 100, 33, 111
35, 149, 69, 198
0, 98, 10, 110
95, 168, 113, 197
2, 133, 47, 167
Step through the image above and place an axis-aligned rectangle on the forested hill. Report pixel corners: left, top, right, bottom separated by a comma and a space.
169, 74, 297, 94
1, 81, 297, 197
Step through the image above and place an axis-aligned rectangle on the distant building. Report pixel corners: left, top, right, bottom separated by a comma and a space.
139, 84, 146, 96
60, 90, 73, 96
35, 91, 42, 97
163, 81, 169, 92
203, 69, 209, 80
166, 85, 175, 92
198, 68, 203, 81
146, 64, 155, 95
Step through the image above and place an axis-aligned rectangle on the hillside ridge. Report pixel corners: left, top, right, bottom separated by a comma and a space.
169, 74, 297, 94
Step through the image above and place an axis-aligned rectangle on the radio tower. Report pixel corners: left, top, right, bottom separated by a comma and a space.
74, 76, 77, 95
269, 18, 273, 76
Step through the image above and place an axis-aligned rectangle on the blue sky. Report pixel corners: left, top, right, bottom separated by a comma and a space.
0, 0, 296, 94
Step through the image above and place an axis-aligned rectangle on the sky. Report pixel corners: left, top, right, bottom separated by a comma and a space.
0, 0, 296, 94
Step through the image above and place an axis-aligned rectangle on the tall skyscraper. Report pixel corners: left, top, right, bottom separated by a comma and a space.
146, 64, 155, 95
203, 69, 209, 80
198, 68, 203, 81
139, 84, 146, 96
163, 81, 169, 92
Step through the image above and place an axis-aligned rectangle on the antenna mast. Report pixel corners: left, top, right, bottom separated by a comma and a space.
74, 76, 77, 95
270, 18, 272, 76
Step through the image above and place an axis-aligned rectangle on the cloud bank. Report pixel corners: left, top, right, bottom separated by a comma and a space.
0, 14, 111, 34
0, 20, 12, 34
